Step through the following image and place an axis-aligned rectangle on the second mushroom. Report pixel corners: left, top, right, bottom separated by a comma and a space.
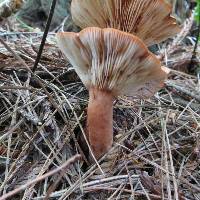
56, 27, 169, 159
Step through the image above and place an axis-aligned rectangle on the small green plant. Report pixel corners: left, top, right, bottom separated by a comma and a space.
194, 0, 200, 43
195, 0, 200, 24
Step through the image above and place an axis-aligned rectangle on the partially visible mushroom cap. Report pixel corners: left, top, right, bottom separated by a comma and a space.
56, 27, 168, 99
71, 0, 180, 46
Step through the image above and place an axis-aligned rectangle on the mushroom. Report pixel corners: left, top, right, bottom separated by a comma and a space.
56, 27, 169, 159
71, 0, 180, 46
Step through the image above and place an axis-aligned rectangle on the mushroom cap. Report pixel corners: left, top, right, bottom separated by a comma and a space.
56, 27, 168, 98
71, 0, 180, 46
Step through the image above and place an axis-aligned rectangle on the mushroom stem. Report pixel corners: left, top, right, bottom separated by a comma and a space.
87, 87, 114, 159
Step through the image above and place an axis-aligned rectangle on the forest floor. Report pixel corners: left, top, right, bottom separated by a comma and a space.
0, 10, 200, 200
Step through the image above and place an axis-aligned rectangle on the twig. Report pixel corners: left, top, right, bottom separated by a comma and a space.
32, 0, 57, 73
0, 154, 82, 200
0, 119, 24, 142
0, 85, 33, 90
165, 80, 200, 102
44, 173, 63, 200
0, 32, 55, 37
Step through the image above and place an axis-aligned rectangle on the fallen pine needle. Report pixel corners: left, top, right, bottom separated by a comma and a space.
0, 154, 82, 200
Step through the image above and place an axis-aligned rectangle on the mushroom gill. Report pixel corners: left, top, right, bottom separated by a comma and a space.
71, 0, 180, 46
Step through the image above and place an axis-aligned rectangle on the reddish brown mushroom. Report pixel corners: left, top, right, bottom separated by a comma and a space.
56, 27, 169, 159
71, 0, 180, 46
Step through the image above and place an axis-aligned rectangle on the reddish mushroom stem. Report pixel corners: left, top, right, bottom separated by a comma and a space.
87, 87, 114, 159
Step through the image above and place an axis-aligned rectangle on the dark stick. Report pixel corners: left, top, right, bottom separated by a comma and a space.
32, 0, 57, 73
